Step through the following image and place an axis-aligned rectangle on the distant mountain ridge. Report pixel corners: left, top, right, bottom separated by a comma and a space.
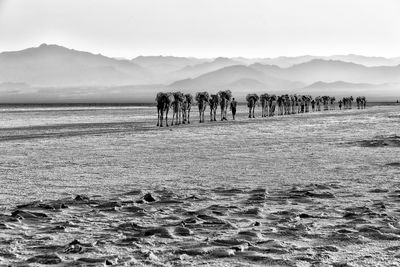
0, 44, 399, 102
0, 44, 151, 86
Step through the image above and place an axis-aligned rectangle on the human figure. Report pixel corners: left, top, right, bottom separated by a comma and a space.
311, 99, 315, 112
338, 100, 342, 110
230, 98, 238, 120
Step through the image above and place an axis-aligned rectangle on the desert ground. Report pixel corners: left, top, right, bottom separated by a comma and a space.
0, 104, 400, 266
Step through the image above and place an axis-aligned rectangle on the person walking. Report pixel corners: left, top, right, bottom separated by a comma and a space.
230, 98, 238, 120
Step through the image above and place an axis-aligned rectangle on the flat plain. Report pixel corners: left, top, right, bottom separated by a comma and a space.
0, 104, 400, 266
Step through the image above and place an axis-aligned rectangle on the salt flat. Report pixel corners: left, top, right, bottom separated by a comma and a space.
0, 105, 400, 266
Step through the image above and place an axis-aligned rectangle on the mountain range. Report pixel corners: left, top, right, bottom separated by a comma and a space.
0, 44, 399, 102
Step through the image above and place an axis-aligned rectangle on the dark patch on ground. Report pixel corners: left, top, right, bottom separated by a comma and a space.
386, 162, 400, 167
350, 135, 400, 147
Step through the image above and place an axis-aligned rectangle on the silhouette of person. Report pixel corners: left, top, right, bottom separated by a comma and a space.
230, 98, 238, 120
338, 100, 343, 110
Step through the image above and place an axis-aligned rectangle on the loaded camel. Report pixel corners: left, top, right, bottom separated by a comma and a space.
218, 90, 232, 121
330, 97, 336, 110
342, 96, 354, 109
181, 93, 193, 124
156, 92, 173, 127
209, 94, 220, 121
356, 96, 366, 109
291, 95, 297, 114
260, 93, 269, 117
270, 95, 277, 116
196, 92, 209, 123
322, 96, 330, 111
171, 91, 184, 126
246, 94, 259, 118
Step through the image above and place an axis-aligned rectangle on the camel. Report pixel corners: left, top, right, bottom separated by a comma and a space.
246, 94, 259, 118
296, 96, 302, 113
284, 95, 291, 115
299, 96, 305, 113
291, 95, 297, 114
181, 93, 193, 124
311, 99, 315, 112
342, 96, 354, 109
260, 93, 269, 117
277, 95, 284, 115
218, 90, 232, 121
349, 96, 354, 109
356, 96, 367, 109
315, 96, 322, 111
195, 91, 209, 123
171, 91, 184, 126
281, 95, 288, 115
322, 96, 330, 111
270, 95, 277, 116
156, 92, 173, 127
304, 95, 312, 113
209, 94, 220, 121
330, 97, 336, 110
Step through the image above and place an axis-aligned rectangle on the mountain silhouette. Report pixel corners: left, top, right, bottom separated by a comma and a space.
0, 44, 399, 102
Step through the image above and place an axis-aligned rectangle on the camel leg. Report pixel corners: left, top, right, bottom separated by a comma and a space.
160, 110, 164, 127
157, 109, 160, 126
187, 109, 190, 124
165, 110, 169, 127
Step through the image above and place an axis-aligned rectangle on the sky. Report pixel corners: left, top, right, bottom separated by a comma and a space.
0, 0, 399, 58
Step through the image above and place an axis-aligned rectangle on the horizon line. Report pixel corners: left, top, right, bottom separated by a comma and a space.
1, 43, 400, 60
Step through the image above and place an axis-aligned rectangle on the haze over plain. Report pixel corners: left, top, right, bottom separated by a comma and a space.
0, 0, 399, 102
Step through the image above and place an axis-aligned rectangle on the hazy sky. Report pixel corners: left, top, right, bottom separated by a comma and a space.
0, 0, 399, 58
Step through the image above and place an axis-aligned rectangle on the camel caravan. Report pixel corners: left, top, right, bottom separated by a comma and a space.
156, 91, 367, 127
